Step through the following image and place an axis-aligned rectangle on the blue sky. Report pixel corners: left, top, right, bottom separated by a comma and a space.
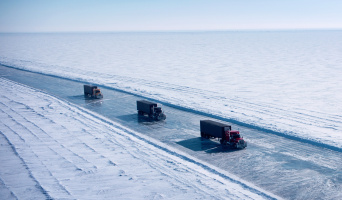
0, 0, 341, 32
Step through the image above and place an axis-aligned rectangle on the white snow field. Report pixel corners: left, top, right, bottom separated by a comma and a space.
0, 31, 341, 149
0, 77, 279, 199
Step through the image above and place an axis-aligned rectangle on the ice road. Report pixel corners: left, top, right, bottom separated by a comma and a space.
0, 77, 277, 199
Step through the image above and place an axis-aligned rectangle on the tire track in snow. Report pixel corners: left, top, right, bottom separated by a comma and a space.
0, 161, 19, 200
0, 98, 96, 174
0, 129, 52, 200
0, 94, 127, 199
0, 90, 117, 175
0, 106, 72, 199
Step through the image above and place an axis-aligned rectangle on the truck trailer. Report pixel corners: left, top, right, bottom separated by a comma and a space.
137, 100, 166, 121
84, 85, 103, 99
200, 120, 247, 149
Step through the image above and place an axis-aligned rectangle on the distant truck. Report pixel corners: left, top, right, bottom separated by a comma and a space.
137, 100, 166, 121
84, 85, 103, 99
200, 120, 247, 149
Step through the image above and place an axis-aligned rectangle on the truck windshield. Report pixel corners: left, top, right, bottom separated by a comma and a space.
233, 135, 240, 139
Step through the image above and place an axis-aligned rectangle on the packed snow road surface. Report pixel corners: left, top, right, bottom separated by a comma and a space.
0, 77, 275, 200
1, 65, 342, 199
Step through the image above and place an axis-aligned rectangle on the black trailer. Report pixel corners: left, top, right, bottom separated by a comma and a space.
200, 120, 231, 139
137, 100, 157, 115
84, 85, 97, 96
137, 100, 166, 120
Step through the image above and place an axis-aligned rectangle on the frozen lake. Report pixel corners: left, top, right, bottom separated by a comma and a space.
1, 65, 342, 200
0, 30, 341, 148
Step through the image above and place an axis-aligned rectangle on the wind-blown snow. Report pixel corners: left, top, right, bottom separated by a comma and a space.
0, 31, 341, 149
0, 77, 278, 199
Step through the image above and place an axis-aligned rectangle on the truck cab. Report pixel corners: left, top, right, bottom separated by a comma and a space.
93, 88, 103, 98
224, 130, 247, 149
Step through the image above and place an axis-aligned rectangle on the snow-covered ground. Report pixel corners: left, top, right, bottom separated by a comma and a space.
0, 31, 341, 149
0, 77, 279, 199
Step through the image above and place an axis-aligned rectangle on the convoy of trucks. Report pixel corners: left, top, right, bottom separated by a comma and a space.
82, 84, 247, 149
84, 85, 103, 99
137, 100, 166, 121
200, 120, 247, 149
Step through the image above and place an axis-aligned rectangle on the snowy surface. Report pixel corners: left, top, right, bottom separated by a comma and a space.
0, 31, 341, 149
0, 77, 279, 199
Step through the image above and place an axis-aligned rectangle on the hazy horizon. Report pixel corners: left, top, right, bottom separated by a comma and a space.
1, 0, 342, 33
1, 28, 342, 34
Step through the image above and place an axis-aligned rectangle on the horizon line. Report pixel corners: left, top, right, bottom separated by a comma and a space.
1, 28, 342, 34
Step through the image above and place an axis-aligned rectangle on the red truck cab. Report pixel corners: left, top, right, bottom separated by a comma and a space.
224, 130, 247, 149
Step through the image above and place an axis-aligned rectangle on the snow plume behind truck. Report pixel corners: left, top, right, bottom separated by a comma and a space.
200, 120, 247, 149
137, 100, 166, 121
84, 85, 103, 99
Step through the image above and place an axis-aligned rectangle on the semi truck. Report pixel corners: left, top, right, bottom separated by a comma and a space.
84, 85, 103, 99
137, 100, 166, 121
200, 120, 247, 149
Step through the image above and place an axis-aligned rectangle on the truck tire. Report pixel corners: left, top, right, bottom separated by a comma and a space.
157, 114, 166, 121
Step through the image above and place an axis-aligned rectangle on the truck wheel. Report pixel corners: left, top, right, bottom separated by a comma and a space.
157, 114, 166, 121
201, 132, 204, 138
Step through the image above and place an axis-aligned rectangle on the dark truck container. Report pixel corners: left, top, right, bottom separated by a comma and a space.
137, 100, 166, 121
84, 85, 103, 99
200, 120, 247, 149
